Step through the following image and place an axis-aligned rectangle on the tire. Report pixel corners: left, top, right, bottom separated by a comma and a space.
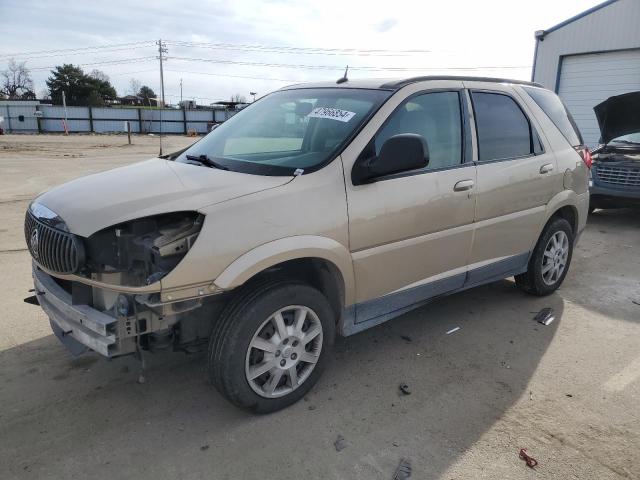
208, 280, 335, 413
515, 217, 574, 296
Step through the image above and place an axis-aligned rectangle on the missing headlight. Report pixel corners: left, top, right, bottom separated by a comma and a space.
83, 212, 204, 287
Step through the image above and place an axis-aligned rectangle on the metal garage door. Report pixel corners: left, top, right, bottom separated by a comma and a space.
557, 49, 640, 147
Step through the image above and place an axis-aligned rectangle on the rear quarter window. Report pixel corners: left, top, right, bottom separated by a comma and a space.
522, 86, 583, 146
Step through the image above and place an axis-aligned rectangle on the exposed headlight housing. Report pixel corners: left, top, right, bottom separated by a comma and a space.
83, 212, 204, 286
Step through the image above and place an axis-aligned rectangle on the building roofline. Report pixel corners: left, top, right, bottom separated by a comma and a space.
542, 0, 618, 36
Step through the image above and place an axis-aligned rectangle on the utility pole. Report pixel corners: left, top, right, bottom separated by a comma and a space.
180, 78, 183, 106
156, 39, 168, 155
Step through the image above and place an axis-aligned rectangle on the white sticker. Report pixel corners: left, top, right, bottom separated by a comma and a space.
307, 107, 356, 123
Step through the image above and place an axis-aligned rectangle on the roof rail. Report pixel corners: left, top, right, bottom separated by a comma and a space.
381, 76, 544, 89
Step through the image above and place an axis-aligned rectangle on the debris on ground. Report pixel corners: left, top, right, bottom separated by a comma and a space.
445, 326, 461, 335
392, 458, 412, 479
400, 335, 412, 342
519, 448, 538, 469
632, 300, 640, 306
308, 405, 316, 411
23, 295, 39, 306
334, 435, 348, 452
533, 307, 555, 326
399, 383, 411, 395
200, 444, 210, 451
566, 394, 573, 398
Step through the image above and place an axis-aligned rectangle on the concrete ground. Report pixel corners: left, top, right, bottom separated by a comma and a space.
0, 134, 638, 480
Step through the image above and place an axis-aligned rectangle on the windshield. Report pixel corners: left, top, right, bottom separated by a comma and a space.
610, 132, 640, 144
176, 88, 391, 175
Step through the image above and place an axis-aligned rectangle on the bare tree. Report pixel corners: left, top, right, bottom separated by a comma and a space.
231, 93, 247, 103
1, 59, 34, 99
129, 78, 142, 96
89, 69, 110, 83
39, 89, 51, 100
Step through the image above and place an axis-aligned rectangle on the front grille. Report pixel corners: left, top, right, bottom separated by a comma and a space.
595, 164, 640, 187
24, 211, 84, 274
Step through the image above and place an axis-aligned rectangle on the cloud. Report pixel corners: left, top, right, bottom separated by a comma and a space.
375, 18, 398, 33
0, 0, 601, 104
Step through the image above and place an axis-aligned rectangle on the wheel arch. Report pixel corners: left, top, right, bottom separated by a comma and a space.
213, 236, 355, 314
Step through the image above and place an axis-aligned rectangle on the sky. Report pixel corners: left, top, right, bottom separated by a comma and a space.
0, 0, 605, 105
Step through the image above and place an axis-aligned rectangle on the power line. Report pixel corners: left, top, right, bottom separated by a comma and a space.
0, 41, 154, 59
29, 57, 157, 71
165, 40, 435, 57
164, 69, 298, 83
169, 56, 531, 72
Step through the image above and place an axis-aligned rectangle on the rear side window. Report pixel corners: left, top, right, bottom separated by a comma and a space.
471, 92, 533, 162
522, 86, 583, 146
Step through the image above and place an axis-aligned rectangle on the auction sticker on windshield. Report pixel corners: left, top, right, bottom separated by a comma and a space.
308, 107, 356, 122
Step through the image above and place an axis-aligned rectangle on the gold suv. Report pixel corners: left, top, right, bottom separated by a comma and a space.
25, 76, 590, 412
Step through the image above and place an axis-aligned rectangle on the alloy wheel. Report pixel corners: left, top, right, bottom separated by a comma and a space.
245, 305, 323, 398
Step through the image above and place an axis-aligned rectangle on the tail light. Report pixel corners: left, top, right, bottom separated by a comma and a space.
574, 145, 592, 169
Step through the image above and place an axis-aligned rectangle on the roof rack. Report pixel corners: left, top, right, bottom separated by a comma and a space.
381, 76, 543, 89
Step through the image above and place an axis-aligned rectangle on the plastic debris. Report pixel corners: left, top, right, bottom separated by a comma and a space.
399, 383, 411, 395
446, 326, 460, 335
519, 448, 538, 469
334, 435, 348, 452
392, 458, 412, 479
533, 308, 555, 326
23, 295, 39, 305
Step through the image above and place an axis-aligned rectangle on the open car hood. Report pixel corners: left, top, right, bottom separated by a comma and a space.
594, 91, 640, 144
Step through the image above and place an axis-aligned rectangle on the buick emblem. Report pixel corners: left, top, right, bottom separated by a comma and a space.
30, 228, 39, 259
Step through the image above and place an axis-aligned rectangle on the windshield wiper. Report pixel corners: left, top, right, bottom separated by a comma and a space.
185, 154, 229, 170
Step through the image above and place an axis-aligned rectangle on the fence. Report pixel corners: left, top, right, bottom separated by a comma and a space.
0, 103, 236, 134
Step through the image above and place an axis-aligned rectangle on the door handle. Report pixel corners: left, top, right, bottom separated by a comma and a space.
539, 163, 554, 174
453, 179, 475, 192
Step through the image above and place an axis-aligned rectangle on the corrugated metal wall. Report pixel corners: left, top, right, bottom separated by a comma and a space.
0, 104, 234, 134
532, 0, 640, 90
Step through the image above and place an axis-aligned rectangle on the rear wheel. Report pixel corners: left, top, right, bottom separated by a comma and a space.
515, 217, 574, 296
208, 281, 335, 413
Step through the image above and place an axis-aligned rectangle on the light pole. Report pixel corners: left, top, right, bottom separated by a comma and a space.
250, 91, 257, 102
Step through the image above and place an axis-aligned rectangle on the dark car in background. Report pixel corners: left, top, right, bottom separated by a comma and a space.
590, 92, 640, 212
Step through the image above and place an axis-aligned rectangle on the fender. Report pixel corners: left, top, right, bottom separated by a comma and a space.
528, 189, 585, 252
213, 235, 356, 306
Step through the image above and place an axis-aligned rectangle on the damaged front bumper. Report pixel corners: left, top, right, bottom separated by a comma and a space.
35, 266, 120, 356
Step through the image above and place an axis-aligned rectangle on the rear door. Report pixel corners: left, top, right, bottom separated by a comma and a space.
464, 82, 559, 278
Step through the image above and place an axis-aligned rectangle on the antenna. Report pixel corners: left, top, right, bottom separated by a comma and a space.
336, 66, 349, 84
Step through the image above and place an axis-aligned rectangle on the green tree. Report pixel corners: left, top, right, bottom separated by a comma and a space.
138, 85, 156, 104
46, 64, 117, 106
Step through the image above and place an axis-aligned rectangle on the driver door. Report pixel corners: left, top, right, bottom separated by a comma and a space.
344, 88, 477, 322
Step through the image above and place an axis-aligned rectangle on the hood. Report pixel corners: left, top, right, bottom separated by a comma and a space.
35, 158, 292, 237
594, 91, 640, 144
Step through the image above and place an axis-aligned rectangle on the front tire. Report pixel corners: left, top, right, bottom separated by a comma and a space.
208, 281, 335, 413
515, 217, 574, 296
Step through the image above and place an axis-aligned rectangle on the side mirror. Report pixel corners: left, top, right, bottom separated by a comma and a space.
353, 133, 429, 184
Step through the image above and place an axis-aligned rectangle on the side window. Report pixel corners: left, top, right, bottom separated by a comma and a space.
375, 91, 463, 170
522, 86, 583, 146
471, 92, 534, 162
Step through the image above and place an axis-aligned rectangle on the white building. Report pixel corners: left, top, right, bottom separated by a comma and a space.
532, 0, 640, 146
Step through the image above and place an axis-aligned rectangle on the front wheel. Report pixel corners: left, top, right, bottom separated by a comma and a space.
208, 281, 335, 413
515, 217, 574, 296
